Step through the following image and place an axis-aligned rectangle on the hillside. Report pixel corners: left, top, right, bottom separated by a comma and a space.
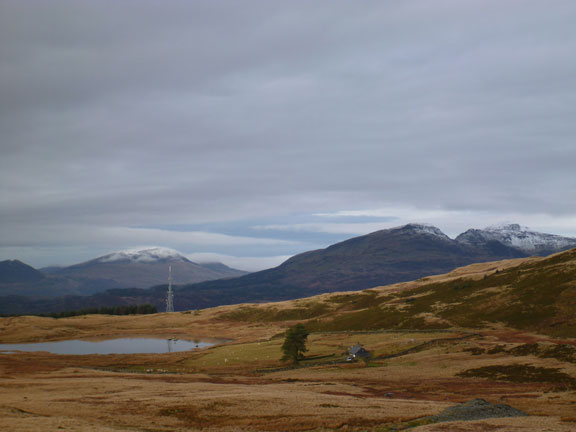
219, 247, 576, 338
193, 261, 247, 279
0, 260, 45, 284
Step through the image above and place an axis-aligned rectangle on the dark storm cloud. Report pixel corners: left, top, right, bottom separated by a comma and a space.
1, 0, 576, 268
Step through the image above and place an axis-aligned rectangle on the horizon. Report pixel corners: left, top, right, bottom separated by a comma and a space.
6, 222, 575, 272
2, 2, 575, 272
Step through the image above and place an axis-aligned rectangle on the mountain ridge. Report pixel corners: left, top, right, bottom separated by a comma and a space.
456, 223, 576, 256
0, 248, 247, 300
1, 223, 574, 315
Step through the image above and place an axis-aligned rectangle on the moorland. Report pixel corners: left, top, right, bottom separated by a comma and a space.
1, 248, 576, 431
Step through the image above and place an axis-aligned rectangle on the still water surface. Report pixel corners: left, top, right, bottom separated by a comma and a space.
0, 338, 216, 355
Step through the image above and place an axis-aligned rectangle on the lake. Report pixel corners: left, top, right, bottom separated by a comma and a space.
0, 337, 218, 355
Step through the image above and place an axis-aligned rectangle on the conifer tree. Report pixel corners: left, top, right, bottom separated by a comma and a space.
281, 323, 309, 364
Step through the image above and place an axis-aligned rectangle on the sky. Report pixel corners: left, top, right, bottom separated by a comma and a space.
1, 0, 576, 271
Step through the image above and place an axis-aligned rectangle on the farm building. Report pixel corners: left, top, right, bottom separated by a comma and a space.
347, 343, 371, 361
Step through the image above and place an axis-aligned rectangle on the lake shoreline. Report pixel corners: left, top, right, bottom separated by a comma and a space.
0, 336, 229, 355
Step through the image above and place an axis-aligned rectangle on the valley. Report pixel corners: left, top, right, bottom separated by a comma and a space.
1, 249, 576, 431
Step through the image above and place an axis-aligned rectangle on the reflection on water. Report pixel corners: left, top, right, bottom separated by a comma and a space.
0, 338, 216, 355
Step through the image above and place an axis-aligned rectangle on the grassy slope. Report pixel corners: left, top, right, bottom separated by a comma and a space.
4, 249, 575, 344
220, 248, 576, 338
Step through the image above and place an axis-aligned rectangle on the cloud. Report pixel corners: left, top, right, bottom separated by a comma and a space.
256, 207, 576, 239
0, 224, 301, 268
1, 1, 576, 267
0, 224, 298, 248
253, 222, 396, 236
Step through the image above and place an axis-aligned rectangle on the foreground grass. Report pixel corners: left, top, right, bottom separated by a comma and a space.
2, 325, 576, 432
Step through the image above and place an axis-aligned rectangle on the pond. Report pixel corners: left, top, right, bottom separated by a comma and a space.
0, 337, 219, 355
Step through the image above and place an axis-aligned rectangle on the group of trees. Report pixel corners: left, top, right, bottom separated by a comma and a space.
39, 304, 158, 318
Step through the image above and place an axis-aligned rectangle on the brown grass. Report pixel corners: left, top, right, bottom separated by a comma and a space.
2, 327, 576, 431
2, 253, 576, 431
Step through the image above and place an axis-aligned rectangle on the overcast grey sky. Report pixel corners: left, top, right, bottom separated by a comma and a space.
1, 0, 575, 271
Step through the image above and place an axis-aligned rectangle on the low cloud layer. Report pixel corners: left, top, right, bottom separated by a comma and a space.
1, 1, 575, 270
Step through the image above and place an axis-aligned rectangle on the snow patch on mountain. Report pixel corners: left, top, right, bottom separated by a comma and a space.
97, 247, 189, 263
457, 224, 576, 254
397, 223, 452, 240
485, 223, 530, 232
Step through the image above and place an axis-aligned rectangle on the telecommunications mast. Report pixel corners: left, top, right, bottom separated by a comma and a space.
166, 265, 174, 313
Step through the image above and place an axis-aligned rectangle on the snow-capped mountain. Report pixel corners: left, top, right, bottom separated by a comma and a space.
49, 247, 247, 291
456, 223, 576, 256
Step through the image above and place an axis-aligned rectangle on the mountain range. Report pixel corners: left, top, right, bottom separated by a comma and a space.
1, 223, 575, 315
0, 247, 247, 299
162, 223, 574, 308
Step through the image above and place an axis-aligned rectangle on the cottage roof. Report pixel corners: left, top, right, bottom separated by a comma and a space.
349, 344, 370, 356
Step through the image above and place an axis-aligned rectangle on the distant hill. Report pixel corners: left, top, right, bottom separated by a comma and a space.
266, 223, 526, 293
191, 262, 247, 279
0, 248, 247, 301
456, 223, 576, 256
0, 260, 45, 284
49, 247, 248, 290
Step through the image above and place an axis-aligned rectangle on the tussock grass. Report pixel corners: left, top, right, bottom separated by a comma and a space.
220, 301, 331, 322
306, 249, 576, 336
468, 342, 576, 364
457, 364, 576, 389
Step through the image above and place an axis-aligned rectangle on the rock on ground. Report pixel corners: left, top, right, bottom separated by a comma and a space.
431, 398, 527, 423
